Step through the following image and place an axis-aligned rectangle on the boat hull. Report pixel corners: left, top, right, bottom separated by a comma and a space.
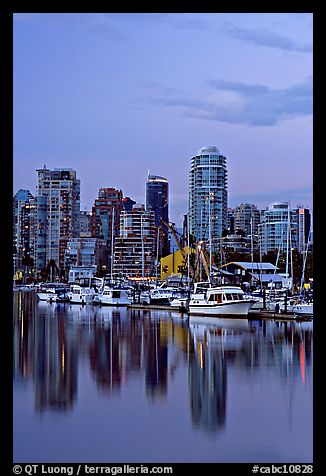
293, 304, 313, 316
37, 292, 50, 301
189, 300, 254, 317
97, 297, 131, 306
69, 294, 94, 304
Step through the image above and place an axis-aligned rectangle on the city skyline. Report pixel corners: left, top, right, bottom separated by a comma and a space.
13, 13, 313, 225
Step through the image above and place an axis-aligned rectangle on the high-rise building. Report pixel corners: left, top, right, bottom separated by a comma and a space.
295, 207, 311, 253
80, 210, 92, 237
146, 173, 169, 257
36, 166, 80, 273
227, 208, 235, 235
122, 196, 136, 212
91, 187, 123, 271
113, 204, 156, 278
234, 203, 261, 237
189, 146, 228, 252
13, 189, 37, 277
64, 237, 108, 272
259, 202, 298, 255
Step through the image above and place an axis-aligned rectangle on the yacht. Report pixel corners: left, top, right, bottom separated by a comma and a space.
95, 285, 132, 306
292, 302, 313, 317
36, 283, 69, 302
69, 284, 97, 304
188, 282, 256, 317
139, 285, 180, 305
68, 277, 104, 305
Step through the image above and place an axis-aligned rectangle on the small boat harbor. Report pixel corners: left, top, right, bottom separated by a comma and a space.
14, 273, 313, 323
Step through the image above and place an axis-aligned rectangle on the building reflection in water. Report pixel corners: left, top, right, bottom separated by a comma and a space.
143, 317, 168, 401
89, 311, 122, 395
188, 323, 227, 433
13, 294, 78, 412
13, 293, 313, 432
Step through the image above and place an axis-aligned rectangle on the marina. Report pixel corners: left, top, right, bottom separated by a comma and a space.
13, 291, 313, 463
12, 11, 313, 468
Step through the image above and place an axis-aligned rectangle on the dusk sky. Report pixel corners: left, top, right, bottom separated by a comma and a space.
13, 13, 313, 225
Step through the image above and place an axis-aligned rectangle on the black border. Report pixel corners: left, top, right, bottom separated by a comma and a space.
3, 2, 321, 474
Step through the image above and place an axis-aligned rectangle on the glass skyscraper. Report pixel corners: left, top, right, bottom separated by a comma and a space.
146, 173, 169, 257
189, 146, 228, 252
258, 202, 298, 254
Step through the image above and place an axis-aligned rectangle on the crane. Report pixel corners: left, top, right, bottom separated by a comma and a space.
195, 240, 211, 283
161, 219, 195, 277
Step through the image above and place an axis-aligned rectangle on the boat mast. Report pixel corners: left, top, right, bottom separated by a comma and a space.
110, 207, 115, 280
187, 213, 190, 283
289, 224, 294, 293
155, 225, 160, 286
141, 214, 145, 285
250, 206, 254, 288
300, 226, 311, 293
200, 208, 203, 281
285, 203, 290, 286
208, 154, 212, 280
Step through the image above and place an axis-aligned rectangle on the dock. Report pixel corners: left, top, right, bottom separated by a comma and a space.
128, 304, 311, 321
248, 309, 311, 321
128, 303, 188, 313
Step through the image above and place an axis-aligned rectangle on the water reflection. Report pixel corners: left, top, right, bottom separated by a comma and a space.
188, 323, 227, 432
13, 293, 313, 437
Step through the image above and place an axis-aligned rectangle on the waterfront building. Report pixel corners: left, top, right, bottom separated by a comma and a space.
146, 172, 170, 257
295, 206, 311, 253
67, 265, 97, 283
13, 189, 37, 278
80, 210, 92, 237
160, 246, 195, 280
64, 237, 108, 275
220, 261, 283, 288
234, 203, 261, 237
91, 187, 122, 271
189, 146, 228, 253
218, 233, 252, 255
113, 204, 156, 279
35, 167, 80, 274
259, 202, 298, 255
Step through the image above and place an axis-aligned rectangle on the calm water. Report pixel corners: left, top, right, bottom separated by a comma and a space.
13, 292, 313, 463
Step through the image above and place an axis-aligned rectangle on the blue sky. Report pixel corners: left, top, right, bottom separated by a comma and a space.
13, 13, 313, 225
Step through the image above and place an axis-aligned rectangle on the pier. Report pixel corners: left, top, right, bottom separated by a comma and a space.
128, 303, 311, 322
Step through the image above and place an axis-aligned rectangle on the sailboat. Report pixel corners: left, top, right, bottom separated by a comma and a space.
292, 227, 313, 317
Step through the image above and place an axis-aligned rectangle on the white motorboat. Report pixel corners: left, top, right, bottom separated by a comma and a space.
36, 283, 69, 301
68, 284, 97, 304
188, 282, 256, 317
293, 302, 313, 316
95, 286, 132, 306
139, 286, 180, 305
68, 277, 104, 305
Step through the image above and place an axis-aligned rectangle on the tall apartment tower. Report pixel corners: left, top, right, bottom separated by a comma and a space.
36, 167, 80, 273
91, 187, 123, 272
13, 189, 37, 276
189, 146, 228, 251
259, 202, 298, 254
295, 207, 311, 252
113, 204, 156, 278
80, 210, 92, 238
234, 203, 261, 237
146, 173, 170, 257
